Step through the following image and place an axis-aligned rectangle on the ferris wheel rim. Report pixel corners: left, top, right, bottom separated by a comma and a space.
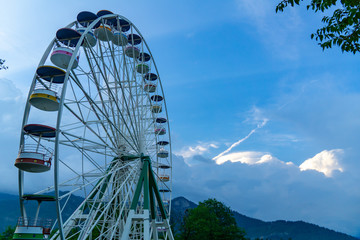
16, 12, 173, 240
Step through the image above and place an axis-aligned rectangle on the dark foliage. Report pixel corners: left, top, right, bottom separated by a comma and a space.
0, 226, 15, 240
0, 59, 8, 70
171, 197, 358, 240
276, 0, 360, 53
177, 198, 247, 240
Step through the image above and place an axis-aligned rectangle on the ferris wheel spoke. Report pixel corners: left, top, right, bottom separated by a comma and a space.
60, 131, 113, 154
69, 73, 138, 152
63, 103, 114, 149
60, 129, 113, 158
53, 161, 128, 199
80, 49, 121, 147
83, 46, 140, 151
111, 49, 143, 147
59, 132, 107, 171
62, 161, 140, 239
93, 42, 141, 142
122, 62, 143, 138
69, 71, 119, 148
107, 43, 143, 145
100, 42, 140, 131
67, 78, 86, 121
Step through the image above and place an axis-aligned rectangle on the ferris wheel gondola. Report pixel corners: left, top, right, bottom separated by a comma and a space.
14, 10, 173, 240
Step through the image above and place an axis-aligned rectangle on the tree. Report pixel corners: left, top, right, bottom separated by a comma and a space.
0, 226, 15, 240
177, 198, 247, 240
276, 0, 360, 53
0, 59, 8, 70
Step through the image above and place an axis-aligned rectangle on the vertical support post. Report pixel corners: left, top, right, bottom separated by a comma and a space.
121, 210, 134, 240
36, 135, 42, 152
149, 185, 156, 220
122, 155, 174, 240
18, 170, 26, 220
34, 200, 42, 226
144, 209, 150, 240
143, 160, 149, 210
143, 160, 150, 240
151, 220, 158, 240
149, 167, 167, 219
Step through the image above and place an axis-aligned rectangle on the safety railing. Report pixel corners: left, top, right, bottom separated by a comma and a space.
16, 217, 53, 228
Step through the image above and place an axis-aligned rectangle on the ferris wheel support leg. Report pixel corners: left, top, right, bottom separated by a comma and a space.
121, 156, 174, 240
165, 219, 175, 240
144, 209, 150, 240
150, 188, 158, 240
148, 159, 174, 240
34, 201, 41, 225
121, 209, 135, 240
18, 170, 27, 219
151, 220, 158, 240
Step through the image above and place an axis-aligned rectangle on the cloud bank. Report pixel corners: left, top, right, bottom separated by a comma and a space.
172, 151, 360, 237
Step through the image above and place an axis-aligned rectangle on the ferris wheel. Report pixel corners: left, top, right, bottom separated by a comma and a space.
13, 10, 173, 240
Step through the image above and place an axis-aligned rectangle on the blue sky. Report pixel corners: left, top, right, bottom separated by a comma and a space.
1, 0, 360, 237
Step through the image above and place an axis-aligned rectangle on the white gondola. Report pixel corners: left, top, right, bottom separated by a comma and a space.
77, 27, 97, 47
15, 124, 55, 173
13, 195, 54, 240
50, 47, 79, 69
158, 163, 170, 169
29, 65, 65, 111
159, 174, 170, 182
13, 219, 51, 240
51, 28, 81, 69
163, 200, 170, 207
112, 31, 128, 46
136, 63, 149, 74
151, 105, 162, 113
95, 10, 115, 41
144, 84, 156, 93
94, 24, 113, 41
156, 117, 167, 124
125, 46, 140, 58
29, 88, 59, 111
155, 127, 166, 135
157, 149, 169, 158
15, 144, 53, 173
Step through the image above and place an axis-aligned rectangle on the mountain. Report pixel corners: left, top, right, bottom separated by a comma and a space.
170, 197, 359, 240
171, 196, 197, 213
232, 212, 358, 240
0, 191, 83, 233
1, 193, 358, 240
0, 193, 21, 231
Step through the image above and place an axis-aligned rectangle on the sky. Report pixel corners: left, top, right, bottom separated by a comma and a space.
1, 0, 360, 237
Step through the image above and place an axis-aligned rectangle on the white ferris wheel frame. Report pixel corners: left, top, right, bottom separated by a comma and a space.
17, 13, 173, 240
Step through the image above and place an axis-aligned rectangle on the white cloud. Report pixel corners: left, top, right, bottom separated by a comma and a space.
244, 106, 269, 125
300, 149, 344, 177
0, 79, 26, 134
216, 149, 345, 178
235, 0, 270, 22
176, 142, 218, 164
215, 151, 281, 165
0, 78, 24, 102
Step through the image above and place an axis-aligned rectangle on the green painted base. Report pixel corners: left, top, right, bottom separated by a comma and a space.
13, 233, 46, 240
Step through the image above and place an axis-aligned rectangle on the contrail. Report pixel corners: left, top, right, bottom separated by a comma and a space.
212, 119, 268, 160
